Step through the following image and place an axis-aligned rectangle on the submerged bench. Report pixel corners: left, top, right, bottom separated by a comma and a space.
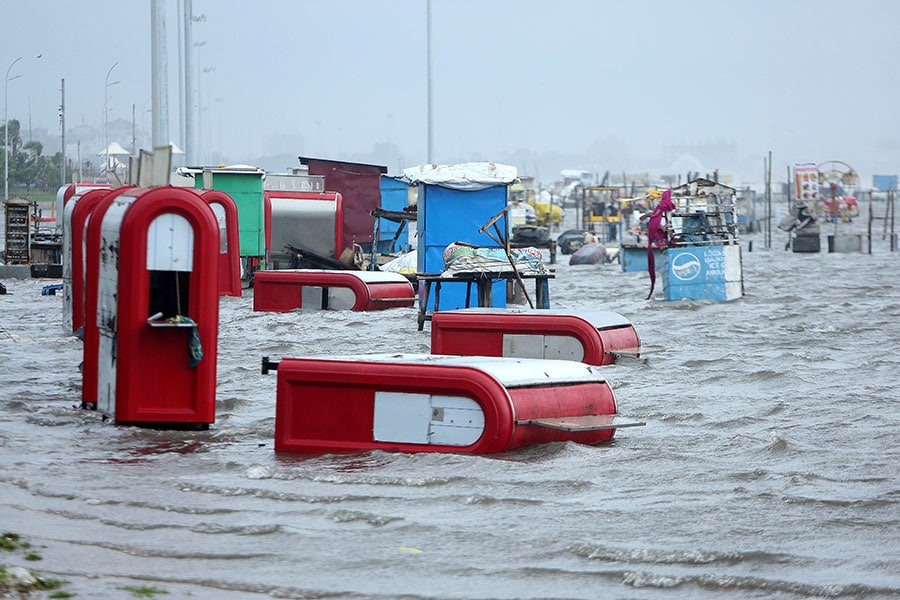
431, 308, 641, 366
253, 269, 416, 312
264, 353, 644, 455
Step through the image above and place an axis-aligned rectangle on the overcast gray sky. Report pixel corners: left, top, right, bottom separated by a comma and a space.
3, 0, 899, 185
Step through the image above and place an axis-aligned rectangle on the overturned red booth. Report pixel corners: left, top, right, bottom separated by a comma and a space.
253, 269, 415, 312
431, 308, 641, 366
269, 353, 644, 455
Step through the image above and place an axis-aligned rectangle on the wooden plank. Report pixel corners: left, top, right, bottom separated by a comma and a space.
519, 415, 646, 431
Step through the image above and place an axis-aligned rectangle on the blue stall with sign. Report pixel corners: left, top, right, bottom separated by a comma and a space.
659, 178, 744, 302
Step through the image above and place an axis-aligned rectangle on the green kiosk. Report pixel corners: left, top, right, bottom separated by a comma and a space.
191, 166, 267, 281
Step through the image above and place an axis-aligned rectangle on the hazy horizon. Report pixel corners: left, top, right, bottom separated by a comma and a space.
4, 0, 899, 186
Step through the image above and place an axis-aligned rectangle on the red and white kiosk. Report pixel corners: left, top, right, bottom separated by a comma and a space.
54, 182, 111, 234
267, 353, 644, 455
252, 269, 416, 312
82, 187, 220, 427
62, 186, 125, 334
430, 308, 641, 366
200, 189, 242, 297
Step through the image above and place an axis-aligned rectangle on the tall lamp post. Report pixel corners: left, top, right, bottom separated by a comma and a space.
104, 62, 119, 175
4, 56, 23, 201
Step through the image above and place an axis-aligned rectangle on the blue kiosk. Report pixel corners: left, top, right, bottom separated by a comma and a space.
405, 162, 522, 318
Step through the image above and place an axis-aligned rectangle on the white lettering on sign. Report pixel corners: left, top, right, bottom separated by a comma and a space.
672, 247, 726, 282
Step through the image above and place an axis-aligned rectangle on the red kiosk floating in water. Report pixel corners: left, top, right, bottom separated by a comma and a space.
267, 354, 644, 455
252, 269, 416, 312
431, 308, 640, 366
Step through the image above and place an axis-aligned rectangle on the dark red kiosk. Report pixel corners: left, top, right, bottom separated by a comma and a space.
267, 354, 644, 455
430, 308, 641, 366
82, 186, 220, 427
253, 269, 416, 312
201, 189, 242, 297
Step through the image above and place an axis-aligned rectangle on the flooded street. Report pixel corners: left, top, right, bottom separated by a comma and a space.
1, 208, 898, 599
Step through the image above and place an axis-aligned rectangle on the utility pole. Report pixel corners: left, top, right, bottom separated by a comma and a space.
184, 0, 195, 164
59, 78, 66, 188
151, 0, 170, 149
426, 0, 433, 164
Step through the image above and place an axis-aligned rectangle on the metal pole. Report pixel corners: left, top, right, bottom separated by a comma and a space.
177, 0, 185, 154
426, 0, 433, 164
891, 190, 897, 252
867, 190, 873, 254
60, 78, 65, 188
4, 56, 23, 202
184, 0, 195, 164
104, 62, 118, 175
151, 0, 170, 150
763, 154, 770, 248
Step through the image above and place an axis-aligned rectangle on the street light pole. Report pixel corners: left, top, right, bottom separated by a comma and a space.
104, 62, 119, 176
4, 56, 23, 201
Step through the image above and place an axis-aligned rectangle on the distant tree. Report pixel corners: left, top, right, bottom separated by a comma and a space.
0, 120, 68, 191
20, 140, 45, 190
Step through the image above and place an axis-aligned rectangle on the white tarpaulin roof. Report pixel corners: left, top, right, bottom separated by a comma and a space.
97, 141, 131, 156
402, 162, 517, 191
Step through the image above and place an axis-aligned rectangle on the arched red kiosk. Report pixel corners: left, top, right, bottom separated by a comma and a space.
200, 189, 242, 296
82, 187, 220, 427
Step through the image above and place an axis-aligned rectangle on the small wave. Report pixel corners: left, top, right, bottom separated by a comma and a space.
747, 369, 787, 382
79, 539, 274, 561
178, 481, 389, 505
331, 509, 404, 527
460, 494, 547, 507
779, 494, 900, 510
623, 569, 899, 597
189, 522, 282, 536
643, 411, 705, 423
569, 542, 790, 566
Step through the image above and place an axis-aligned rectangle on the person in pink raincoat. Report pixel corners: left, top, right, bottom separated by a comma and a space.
639, 190, 675, 299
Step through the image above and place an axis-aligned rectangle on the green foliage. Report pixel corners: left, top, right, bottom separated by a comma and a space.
2, 117, 73, 192
0, 532, 28, 552
0, 532, 71, 597
121, 585, 170, 597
